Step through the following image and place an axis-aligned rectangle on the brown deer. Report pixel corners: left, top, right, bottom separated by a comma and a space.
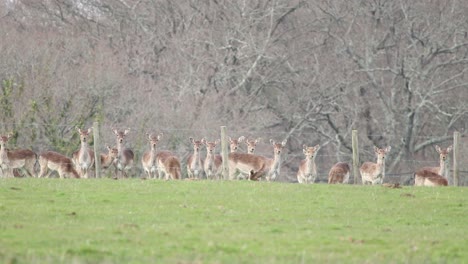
100, 146, 119, 170
38, 151, 80, 178
141, 133, 162, 179
416, 145, 452, 182
245, 138, 261, 154
153, 133, 181, 180
360, 146, 391, 185
112, 128, 135, 178
296, 144, 320, 184
202, 139, 222, 180
186, 137, 204, 179
72, 127, 95, 179
229, 139, 287, 181
0, 133, 36, 178
328, 162, 351, 184
229, 136, 245, 153
413, 169, 448, 186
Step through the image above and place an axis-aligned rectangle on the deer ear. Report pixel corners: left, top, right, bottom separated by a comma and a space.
270, 139, 275, 145
189, 137, 194, 143
124, 128, 131, 135
87, 128, 92, 133
281, 139, 287, 146
201, 138, 206, 144
112, 128, 118, 135
435, 145, 441, 153
447, 145, 453, 153
385, 146, 391, 152
238, 136, 245, 143
106, 146, 111, 151
374, 146, 380, 152
215, 139, 220, 145
314, 144, 320, 150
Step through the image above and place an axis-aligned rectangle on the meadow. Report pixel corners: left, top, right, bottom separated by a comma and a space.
0, 178, 467, 263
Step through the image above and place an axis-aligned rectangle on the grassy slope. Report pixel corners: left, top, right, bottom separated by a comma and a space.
0, 179, 467, 263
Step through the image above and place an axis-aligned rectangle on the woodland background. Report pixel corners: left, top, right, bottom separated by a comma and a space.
0, 0, 467, 183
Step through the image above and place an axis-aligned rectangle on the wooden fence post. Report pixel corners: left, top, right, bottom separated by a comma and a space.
221, 126, 229, 180
352, 130, 360, 184
453, 131, 460, 186
93, 121, 101, 178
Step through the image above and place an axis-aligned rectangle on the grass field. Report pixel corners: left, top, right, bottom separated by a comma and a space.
0, 178, 467, 264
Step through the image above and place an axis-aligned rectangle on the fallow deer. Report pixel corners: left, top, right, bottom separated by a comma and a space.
38, 151, 80, 178
328, 162, 351, 184
72, 127, 95, 179
141, 133, 163, 179
202, 139, 222, 180
229, 136, 245, 153
229, 139, 287, 181
152, 133, 181, 180
360, 146, 391, 185
0, 133, 36, 178
413, 169, 448, 186
296, 144, 320, 184
100, 146, 119, 170
186, 137, 204, 179
112, 128, 135, 178
415, 145, 452, 183
245, 138, 261, 154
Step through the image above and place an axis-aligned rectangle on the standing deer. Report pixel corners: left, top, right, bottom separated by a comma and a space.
72, 127, 95, 179
245, 138, 261, 154
141, 133, 163, 179
0, 133, 36, 178
112, 128, 135, 178
360, 146, 391, 185
186, 137, 204, 179
296, 144, 320, 184
328, 162, 351, 184
229, 136, 245, 153
202, 139, 222, 180
229, 139, 287, 181
153, 133, 181, 180
38, 151, 80, 178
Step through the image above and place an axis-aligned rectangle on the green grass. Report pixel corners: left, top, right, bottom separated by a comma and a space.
0, 179, 467, 264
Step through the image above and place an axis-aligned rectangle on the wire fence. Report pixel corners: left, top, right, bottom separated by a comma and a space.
0, 123, 466, 186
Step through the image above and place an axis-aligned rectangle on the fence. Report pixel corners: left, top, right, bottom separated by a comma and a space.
85, 123, 464, 186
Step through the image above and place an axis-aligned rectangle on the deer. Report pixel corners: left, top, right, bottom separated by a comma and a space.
416, 145, 452, 182
152, 133, 180, 180
412, 169, 448, 186
72, 127, 95, 179
112, 128, 135, 178
229, 139, 287, 181
100, 146, 119, 170
328, 162, 351, 184
186, 137, 204, 179
141, 132, 163, 179
38, 151, 80, 178
245, 138, 261, 154
229, 136, 245, 153
360, 146, 391, 185
202, 139, 222, 180
0, 133, 37, 178
296, 144, 320, 184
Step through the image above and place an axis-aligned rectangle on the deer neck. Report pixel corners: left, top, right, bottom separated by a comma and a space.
439, 159, 449, 178
270, 153, 282, 173
304, 156, 317, 175
377, 157, 386, 175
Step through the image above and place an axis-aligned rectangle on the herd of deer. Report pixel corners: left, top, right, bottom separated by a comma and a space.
0, 128, 453, 187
